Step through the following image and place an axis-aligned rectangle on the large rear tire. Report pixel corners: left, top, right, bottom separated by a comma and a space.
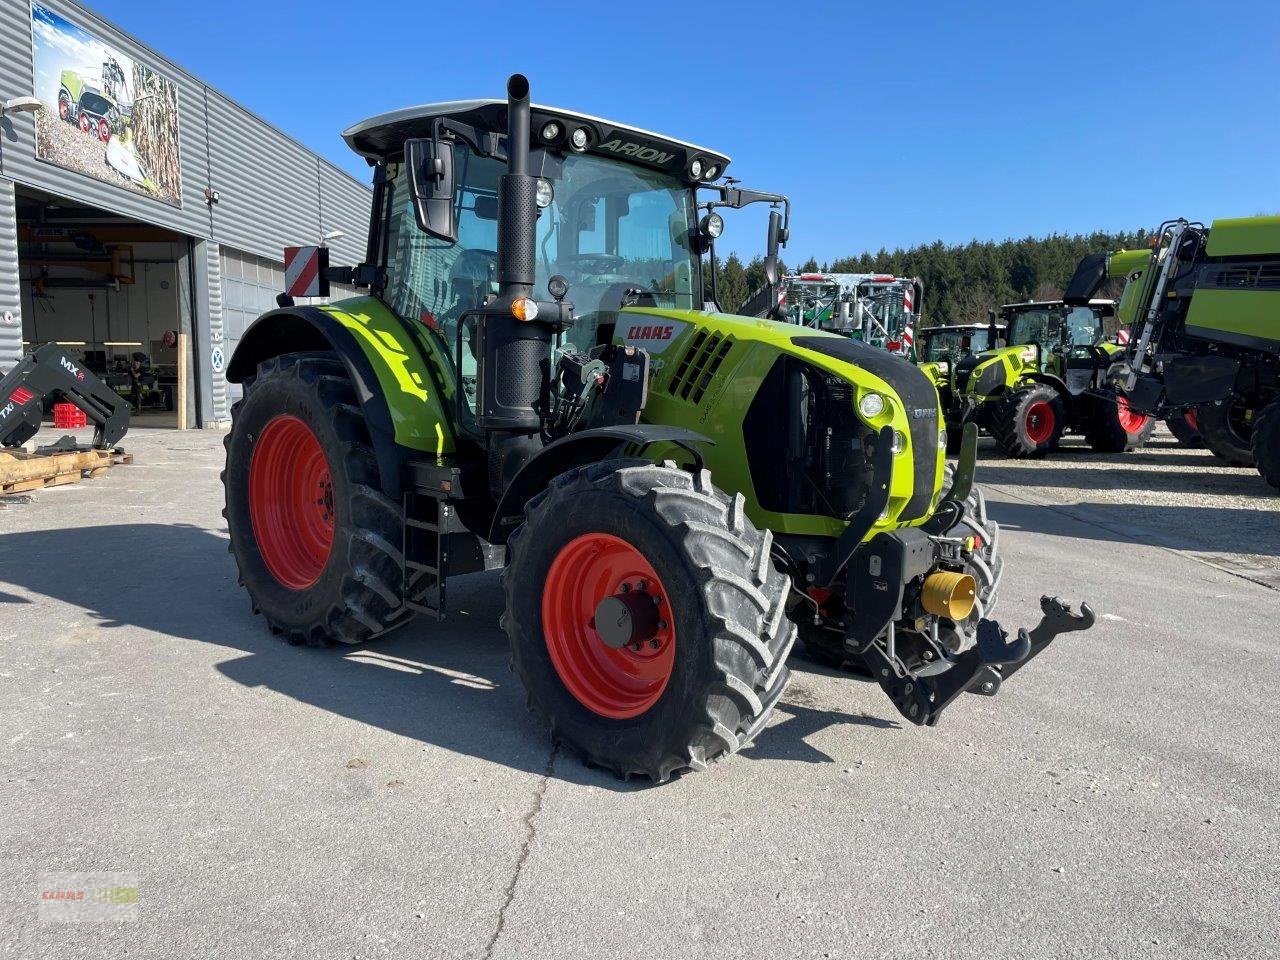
223, 352, 407, 646
1084, 394, 1155, 453
990, 385, 1064, 458
1196, 400, 1256, 467
503, 459, 795, 782
1165, 409, 1203, 448
1253, 397, 1280, 491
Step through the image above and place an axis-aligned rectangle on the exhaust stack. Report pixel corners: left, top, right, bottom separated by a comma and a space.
497, 74, 535, 301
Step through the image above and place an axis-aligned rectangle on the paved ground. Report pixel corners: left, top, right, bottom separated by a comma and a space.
1, 428, 1277, 959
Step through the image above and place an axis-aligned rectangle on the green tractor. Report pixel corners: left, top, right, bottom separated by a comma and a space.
949, 300, 1154, 457
222, 75, 1091, 781
914, 321, 1005, 447
1064, 217, 1280, 488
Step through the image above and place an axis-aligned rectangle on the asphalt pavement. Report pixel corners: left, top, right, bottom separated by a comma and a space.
1, 426, 1276, 959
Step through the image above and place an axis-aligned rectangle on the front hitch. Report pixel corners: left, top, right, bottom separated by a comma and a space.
860, 596, 1096, 727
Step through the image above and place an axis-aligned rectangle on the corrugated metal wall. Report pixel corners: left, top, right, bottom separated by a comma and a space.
0, 0, 370, 263
0, 178, 21, 369
204, 241, 227, 421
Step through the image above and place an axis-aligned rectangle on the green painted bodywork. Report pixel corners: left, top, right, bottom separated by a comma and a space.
322, 296, 458, 456
1204, 216, 1280, 258
918, 361, 947, 391
611, 307, 944, 538
1185, 289, 1280, 346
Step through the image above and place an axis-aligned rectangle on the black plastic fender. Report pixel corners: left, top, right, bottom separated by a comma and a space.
227, 306, 408, 496
488, 425, 713, 543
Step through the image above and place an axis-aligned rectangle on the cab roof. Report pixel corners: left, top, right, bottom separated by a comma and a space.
342, 100, 731, 182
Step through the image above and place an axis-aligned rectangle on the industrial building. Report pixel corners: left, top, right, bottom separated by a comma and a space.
0, 0, 370, 428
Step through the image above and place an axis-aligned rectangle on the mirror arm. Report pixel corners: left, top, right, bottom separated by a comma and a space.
435, 118, 508, 163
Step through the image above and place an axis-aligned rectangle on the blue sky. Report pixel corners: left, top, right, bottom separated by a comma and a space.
87, 0, 1279, 263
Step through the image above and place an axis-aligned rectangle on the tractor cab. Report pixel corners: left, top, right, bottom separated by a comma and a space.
344, 98, 788, 417
999, 300, 1113, 376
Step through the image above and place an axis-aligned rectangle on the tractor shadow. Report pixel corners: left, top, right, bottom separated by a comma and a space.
0, 523, 892, 788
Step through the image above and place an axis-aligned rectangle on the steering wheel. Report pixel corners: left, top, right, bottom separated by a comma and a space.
560, 253, 626, 275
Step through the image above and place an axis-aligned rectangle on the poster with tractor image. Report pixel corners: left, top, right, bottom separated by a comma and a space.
30, 2, 182, 206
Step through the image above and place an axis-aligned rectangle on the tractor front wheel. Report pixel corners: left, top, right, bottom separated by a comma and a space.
1252, 397, 1280, 491
503, 460, 795, 781
1196, 400, 1256, 467
1084, 394, 1154, 453
223, 352, 407, 645
990, 385, 1064, 457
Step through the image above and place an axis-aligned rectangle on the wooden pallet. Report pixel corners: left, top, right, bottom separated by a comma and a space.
0, 447, 133, 495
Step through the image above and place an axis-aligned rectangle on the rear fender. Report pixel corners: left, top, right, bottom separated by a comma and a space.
227, 297, 455, 497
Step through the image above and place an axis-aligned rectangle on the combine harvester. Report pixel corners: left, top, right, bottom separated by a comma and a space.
1065, 216, 1280, 488
221, 74, 1093, 781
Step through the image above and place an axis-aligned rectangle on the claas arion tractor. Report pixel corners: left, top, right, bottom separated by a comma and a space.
1065, 218, 1280, 487
913, 321, 1004, 451
947, 300, 1154, 457
222, 75, 1092, 781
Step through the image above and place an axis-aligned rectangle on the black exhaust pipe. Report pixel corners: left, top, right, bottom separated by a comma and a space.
478, 74, 549, 497
497, 74, 535, 300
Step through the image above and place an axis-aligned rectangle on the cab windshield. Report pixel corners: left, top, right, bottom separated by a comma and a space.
382, 145, 698, 357
920, 327, 993, 363
1004, 305, 1102, 349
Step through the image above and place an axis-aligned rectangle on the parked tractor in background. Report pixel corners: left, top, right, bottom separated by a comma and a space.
914, 321, 1005, 451
221, 75, 1092, 781
1065, 217, 1280, 488
949, 300, 1154, 457
770, 272, 923, 354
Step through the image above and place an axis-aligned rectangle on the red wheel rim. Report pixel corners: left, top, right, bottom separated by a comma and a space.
1024, 400, 1055, 444
248, 415, 335, 590
1117, 396, 1150, 435
1185, 408, 1199, 432
58, 98, 70, 121
97, 118, 111, 142
542, 533, 676, 719
78, 113, 91, 134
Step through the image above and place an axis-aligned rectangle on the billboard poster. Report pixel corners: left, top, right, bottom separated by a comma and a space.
30, 2, 183, 207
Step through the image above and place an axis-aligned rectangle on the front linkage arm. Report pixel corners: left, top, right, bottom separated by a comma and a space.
864, 596, 1096, 726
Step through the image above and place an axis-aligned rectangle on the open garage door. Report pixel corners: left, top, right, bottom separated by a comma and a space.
14, 187, 194, 430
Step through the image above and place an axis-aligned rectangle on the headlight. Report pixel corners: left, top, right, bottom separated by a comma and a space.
858, 392, 886, 418
700, 212, 724, 239
535, 178, 554, 208
891, 430, 907, 455
570, 127, 589, 151
689, 158, 703, 180
704, 164, 720, 181
540, 121, 561, 142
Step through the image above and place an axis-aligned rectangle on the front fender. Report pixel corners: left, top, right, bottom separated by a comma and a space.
488, 425, 713, 544
228, 296, 455, 497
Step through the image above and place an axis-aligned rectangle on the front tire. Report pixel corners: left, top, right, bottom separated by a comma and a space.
1197, 400, 1256, 467
503, 460, 795, 782
990, 385, 1064, 457
1253, 397, 1280, 491
1084, 394, 1155, 453
223, 352, 407, 646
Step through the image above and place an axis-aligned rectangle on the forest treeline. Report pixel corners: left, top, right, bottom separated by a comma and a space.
712, 229, 1152, 324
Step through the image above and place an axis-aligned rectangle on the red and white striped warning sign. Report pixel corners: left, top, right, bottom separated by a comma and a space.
284, 246, 329, 298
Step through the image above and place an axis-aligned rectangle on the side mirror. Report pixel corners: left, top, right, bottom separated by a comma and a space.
405, 137, 456, 243
764, 209, 783, 286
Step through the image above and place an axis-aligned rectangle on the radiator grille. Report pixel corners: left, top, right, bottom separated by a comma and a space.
667, 331, 734, 404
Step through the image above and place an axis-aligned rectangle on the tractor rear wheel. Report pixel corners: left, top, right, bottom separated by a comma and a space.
1252, 397, 1280, 491
222, 352, 407, 646
1084, 394, 1154, 453
1196, 400, 1256, 467
503, 459, 795, 782
1165, 409, 1203, 448
990, 385, 1064, 457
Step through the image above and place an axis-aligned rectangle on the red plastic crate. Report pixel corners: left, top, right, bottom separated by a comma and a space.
53, 402, 88, 429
